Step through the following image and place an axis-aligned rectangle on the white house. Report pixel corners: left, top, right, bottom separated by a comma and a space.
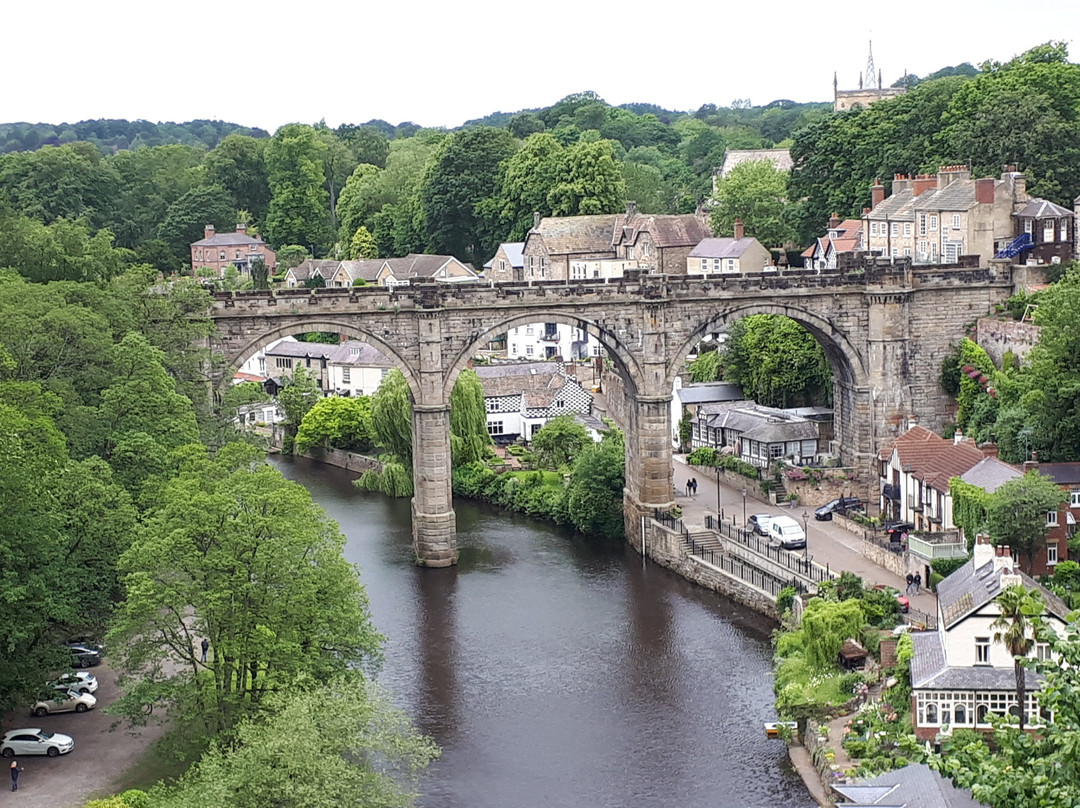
377, 254, 479, 287
691, 400, 822, 469
264, 340, 337, 391
326, 341, 394, 397
670, 378, 744, 448
910, 534, 1071, 742
234, 336, 297, 383
474, 362, 594, 442
505, 322, 597, 362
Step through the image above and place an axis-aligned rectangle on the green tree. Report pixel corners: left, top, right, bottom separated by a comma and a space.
109, 444, 382, 739
710, 159, 794, 247
264, 124, 332, 252
315, 124, 358, 233
276, 244, 311, 270
721, 315, 832, 407
295, 396, 375, 453
203, 134, 271, 224
548, 138, 627, 216
370, 368, 413, 466
990, 584, 1047, 732
250, 257, 269, 289
276, 365, 323, 450
0, 203, 128, 283
566, 428, 625, 540
489, 132, 566, 240
348, 226, 379, 260
449, 368, 490, 466
531, 415, 591, 469
336, 163, 380, 245
687, 349, 721, 383
800, 597, 866, 669
158, 185, 238, 261
335, 124, 390, 169
986, 472, 1067, 572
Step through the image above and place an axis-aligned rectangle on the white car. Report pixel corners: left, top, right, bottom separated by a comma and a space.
32, 689, 96, 716
1, 729, 75, 757
50, 672, 98, 695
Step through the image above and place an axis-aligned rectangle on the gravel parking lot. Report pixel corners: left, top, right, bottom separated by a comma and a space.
1, 663, 166, 808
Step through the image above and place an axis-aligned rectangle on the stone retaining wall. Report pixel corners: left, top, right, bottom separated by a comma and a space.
299, 448, 383, 475
861, 538, 909, 578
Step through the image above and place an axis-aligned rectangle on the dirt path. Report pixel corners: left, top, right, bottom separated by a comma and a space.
0, 663, 167, 808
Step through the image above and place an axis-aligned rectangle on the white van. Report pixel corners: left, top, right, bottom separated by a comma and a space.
769, 515, 806, 550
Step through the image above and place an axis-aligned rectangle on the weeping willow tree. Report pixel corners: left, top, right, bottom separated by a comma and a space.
450, 368, 491, 465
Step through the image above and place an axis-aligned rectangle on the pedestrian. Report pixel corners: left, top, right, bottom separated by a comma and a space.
11, 761, 22, 792
914, 572, 922, 594
905, 573, 914, 595
690, 478, 698, 497
201, 637, 210, 663
685, 480, 691, 497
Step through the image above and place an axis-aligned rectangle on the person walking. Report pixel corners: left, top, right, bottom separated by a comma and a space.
690, 478, 698, 497
685, 479, 691, 497
201, 638, 210, 663
905, 573, 914, 596
11, 761, 23, 792
914, 572, 922, 594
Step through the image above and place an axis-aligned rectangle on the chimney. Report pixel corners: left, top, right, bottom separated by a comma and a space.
204, 224, 215, 240
236, 223, 247, 235
733, 218, 745, 240
626, 201, 638, 219
533, 211, 541, 230
913, 174, 936, 197
1013, 172, 1027, 200
979, 442, 999, 458
938, 165, 971, 190
828, 213, 841, 230
975, 178, 995, 205
907, 415, 917, 431
871, 179, 886, 210
973, 533, 995, 570
995, 545, 1017, 575
953, 428, 965, 445
1024, 450, 1039, 473
893, 174, 913, 194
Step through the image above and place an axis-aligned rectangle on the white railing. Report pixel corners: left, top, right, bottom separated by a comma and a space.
908, 535, 968, 560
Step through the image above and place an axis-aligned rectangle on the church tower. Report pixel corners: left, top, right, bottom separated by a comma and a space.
834, 41, 906, 111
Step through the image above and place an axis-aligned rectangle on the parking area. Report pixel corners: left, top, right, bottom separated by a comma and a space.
1, 664, 166, 808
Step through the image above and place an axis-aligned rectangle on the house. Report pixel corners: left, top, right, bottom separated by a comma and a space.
801, 215, 864, 270
283, 259, 341, 288
521, 203, 712, 281
483, 242, 525, 282
863, 166, 1053, 265
670, 378, 745, 448
909, 534, 1071, 742
1023, 459, 1080, 569
190, 224, 276, 277
1011, 198, 1074, 265
235, 401, 285, 429
690, 400, 822, 469
474, 362, 594, 442
328, 259, 383, 288
688, 220, 772, 274
377, 254, 479, 287
505, 322, 596, 361
326, 341, 394, 397
264, 339, 337, 391
877, 425, 987, 530
832, 762, 986, 807
235, 336, 297, 383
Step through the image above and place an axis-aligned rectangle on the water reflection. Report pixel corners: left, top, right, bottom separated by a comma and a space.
270, 456, 813, 808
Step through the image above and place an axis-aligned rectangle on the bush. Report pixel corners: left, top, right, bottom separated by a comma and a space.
931, 557, 969, 579
687, 446, 720, 466
506, 444, 526, 456
777, 585, 797, 615
351, 277, 367, 287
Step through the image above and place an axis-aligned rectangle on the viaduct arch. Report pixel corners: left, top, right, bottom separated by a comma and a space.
207, 258, 1016, 566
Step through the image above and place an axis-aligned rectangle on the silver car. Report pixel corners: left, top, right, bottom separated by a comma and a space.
50, 672, 98, 695
1, 729, 75, 757
32, 689, 96, 716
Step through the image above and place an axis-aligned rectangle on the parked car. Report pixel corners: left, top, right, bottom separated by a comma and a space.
65, 642, 101, 668
872, 584, 910, 613
1, 729, 75, 757
50, 672, 98, 695
32, 689, 96, 717
814, 497, 865, 520
747, 513, 773, 536
769, 515, 807, 550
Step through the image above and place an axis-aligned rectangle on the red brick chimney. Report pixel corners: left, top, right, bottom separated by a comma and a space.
913, 174, 936, 197
975, 178, 995, 205
236, 223, 247, 235
871, 179, 885, 210
204, 224, 215, 240
828, 213, 840, 229
979, 442, 999, 458
733, 218, 745, 239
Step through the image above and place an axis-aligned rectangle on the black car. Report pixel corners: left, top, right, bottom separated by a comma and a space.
64, 643, 102, 668
814, 497, 865, 520
747, 513, 772, 536
885, 522, 915, 540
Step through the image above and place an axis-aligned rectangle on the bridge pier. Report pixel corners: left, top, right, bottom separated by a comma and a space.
411, 404, 458, 567
624, 394, 676, 552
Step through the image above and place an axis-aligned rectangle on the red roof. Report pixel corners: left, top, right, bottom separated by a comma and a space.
233, 372, 266, 383
881, 426, 984, 492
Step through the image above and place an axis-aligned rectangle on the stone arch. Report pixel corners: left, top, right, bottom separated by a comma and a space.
442, 311, 645, 400
666, 302, 868, 394
216, 319, 423, 403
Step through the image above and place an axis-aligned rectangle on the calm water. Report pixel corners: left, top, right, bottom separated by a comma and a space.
270, 456, 813, 808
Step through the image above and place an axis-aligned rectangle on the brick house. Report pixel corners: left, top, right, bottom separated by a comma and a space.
1012, 198, 1075, 265
1025, 459, 1080, 572
909, 534, 1070, 743
190, 224, 276, 277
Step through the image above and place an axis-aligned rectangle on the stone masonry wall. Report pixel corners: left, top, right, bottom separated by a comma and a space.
299, 448, 383, 474
976, 317, 1041, 367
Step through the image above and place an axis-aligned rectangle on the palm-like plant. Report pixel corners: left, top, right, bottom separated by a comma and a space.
990, 584, 1046, 730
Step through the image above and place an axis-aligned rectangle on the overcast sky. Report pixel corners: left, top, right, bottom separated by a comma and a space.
7, 0, 1078, 132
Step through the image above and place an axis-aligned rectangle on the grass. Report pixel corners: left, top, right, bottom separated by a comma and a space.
774, 654, 857, 714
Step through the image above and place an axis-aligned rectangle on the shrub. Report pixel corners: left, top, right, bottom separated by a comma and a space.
931, 557, 969, 579
777, 585, 797, 615
351, 277, 367, 287
687, 446, 720, 466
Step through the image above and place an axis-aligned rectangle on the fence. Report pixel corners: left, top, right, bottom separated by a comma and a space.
682, 534, 804, 598
904, 607, 938, 630
705, 515, 836, 585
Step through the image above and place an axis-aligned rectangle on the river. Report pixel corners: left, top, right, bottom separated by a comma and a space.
270, 456, 814, 808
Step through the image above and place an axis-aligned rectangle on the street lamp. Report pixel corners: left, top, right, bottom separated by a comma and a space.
801, 511, 810, 557
715, 467, 722, 524
741, 486, 747, 525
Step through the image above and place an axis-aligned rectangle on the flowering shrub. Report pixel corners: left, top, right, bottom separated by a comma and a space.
841, 702, 911, 776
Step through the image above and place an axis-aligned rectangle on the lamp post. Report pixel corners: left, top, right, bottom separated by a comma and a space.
801, 511, 810, 557
715, 467, 722, 524
741, 486, 747, 525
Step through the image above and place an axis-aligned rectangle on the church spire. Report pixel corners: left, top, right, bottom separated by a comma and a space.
864, 39, 876, 91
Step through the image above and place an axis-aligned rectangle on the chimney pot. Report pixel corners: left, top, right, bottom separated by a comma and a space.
733, 218, 745, 240
829, 213, 841, 229
235, 223, 247, 235
204, 224, 215, 240
871, 179, 886, 210
626, 201, 638, 218
533, 211, 541, 230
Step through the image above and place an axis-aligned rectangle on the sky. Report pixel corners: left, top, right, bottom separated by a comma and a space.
6, 0, 1079, 132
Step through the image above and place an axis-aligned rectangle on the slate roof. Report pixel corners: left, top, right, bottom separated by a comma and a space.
699, 401, 819, 443
288, 259, 340, 281
910, 629, 1042, 690
264, 341, 337, 360
718, 148, 793, 177
833, 763, 987, 807
337, 260, 383, 283
484, 242, 525, 269
912, 183, 976, 212
474, 363, 591, 409
866, 188, 916, 221
384, 254, 477, 280
327, 341, 393, 367
689, 237, 764, 259
191, 229, 269, 248
936, 557, 1070, 631
675, 382, 745, 405
959, 456, 1022, 493
1014, 198, 1073, 219
528, 215, 618, 256
612, 213, 712, 249
1037, 462, 1080, 486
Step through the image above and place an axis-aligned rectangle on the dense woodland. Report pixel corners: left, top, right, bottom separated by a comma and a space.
2, 40, 1080, 808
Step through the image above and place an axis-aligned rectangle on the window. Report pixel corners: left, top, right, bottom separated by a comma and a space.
952, 214, 961, 230
485, 399, 498, 412
726, 259, 736, 271
903, 248, 912, 256
891, 247, 899, 257
1024, 219, 1033, 234
275, 357, 293, 369
626, 247, 635, 260
891, 222, 899, 236
499, 259, 506, 273
769, 444, 784, 459
1036, 642, 1052, 661
1061, 220, 1069, 242
903, 222, 912, 237
526, 345, 534, 356
642, 241, 650, 257
929, 215, 938, 231
526, 326, 534, 335
555, 399, 565, 408
510, 344, 517, 354
1048, 542, 1059, 565
975, 637, 990, 664
1047, 510, 1059, 527
1071, 490, 1080, 507
220, 251, 227, 260
918, 214, 927, 236
342, 368, 351, 384
487, 420, 504, 436
713, 258, 721, 272
870, 222, 878, 236
380, 369, 389, 379
924, 703, 939, 724
1044, 221, 1055, 242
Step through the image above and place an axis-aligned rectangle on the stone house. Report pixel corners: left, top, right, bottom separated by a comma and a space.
474, 362, 594, 443
670, 379, 745, 448
687, 220, 772, 274
909, 534, 1070, 742
325, 340, 393, 397
691, 400, 822, 469
800, 215, 864, 270
483, 242, 525, 282
263, 339, 336, 392
610, 202, 713, 275
283, 259, 341, 288
190, 224, 276, 277
376, 254, 479, 287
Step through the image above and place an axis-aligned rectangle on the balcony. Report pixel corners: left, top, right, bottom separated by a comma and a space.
882, 483, 901, 501
908, 533, 968, 561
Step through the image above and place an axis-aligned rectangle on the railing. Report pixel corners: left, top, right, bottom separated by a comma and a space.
654, 510, 687, 537
705, 515, 836, 585
865, 531, 906, 555
908, 535, 968, 560
682, 533, 806, 598
904, 607, 938, 630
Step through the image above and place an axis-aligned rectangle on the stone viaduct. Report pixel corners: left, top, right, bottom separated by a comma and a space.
207, 255, 1016, 567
